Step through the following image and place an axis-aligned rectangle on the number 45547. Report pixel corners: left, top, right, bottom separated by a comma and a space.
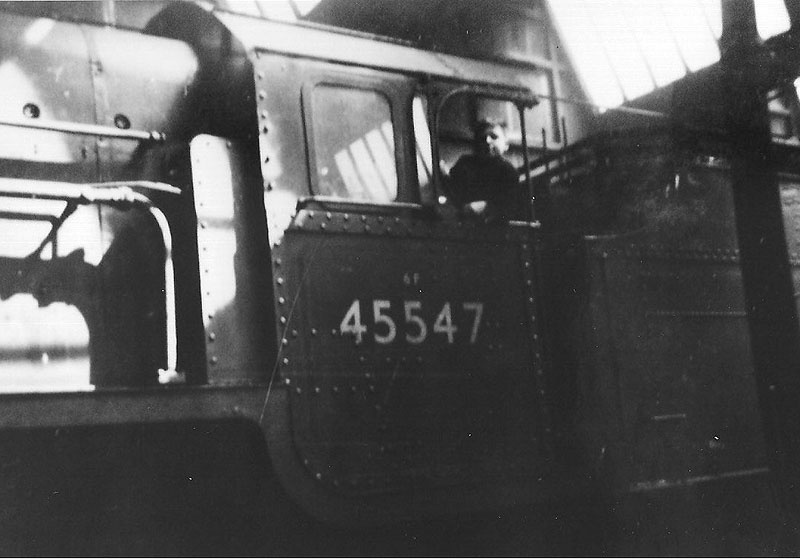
339, 299, 484, 345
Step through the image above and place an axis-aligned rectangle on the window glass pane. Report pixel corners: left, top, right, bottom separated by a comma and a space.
547, 0, 725, 106
311, 85, 397, 203
413, 96, 433, 192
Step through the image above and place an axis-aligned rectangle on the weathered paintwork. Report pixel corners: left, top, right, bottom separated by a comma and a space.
0, 1, 796, 552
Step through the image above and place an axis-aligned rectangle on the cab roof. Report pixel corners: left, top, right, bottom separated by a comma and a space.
212, 8, 538, 99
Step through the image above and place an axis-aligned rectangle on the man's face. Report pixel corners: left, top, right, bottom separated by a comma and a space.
475, 124, 509, 157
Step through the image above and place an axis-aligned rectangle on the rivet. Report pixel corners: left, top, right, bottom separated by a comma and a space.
280, 316, 287, 324
284, 378, 291, 385
276, 277, 284, 285
208, 332, 216, 341
369, 385, 376, 393
200, 221, 207, 229
365, 225, 371, 232
208, 313, 214, 320
331, 328, 338, 335
210, 356, 218, 364
262, 126, 269, 135
315, 473, 322, 480
344, 214, 350, 221
351, 385, 357, 393
282, 357, 289, 365
260, 109, 268, 118
278, 297, 286, 305
295, 387, 302, 394
291, 329, 298, 337
377, 216, 384, 223
311, 328, 318, 336
359, 356, 366, 363
361, 215, 367, 222
333, 385, 339, 393
258, 90, 267, 99
308, 211, 315, 219
314, 386, 321, 394
320, 223, 326, 230
528, 297, 534, 303
282, 338, 288, 346
326, 212, 332, 220
385, 357, 392, 363
526, 280, 533, 286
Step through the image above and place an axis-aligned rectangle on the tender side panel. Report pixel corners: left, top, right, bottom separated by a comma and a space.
271, 210, 548, 499
579, 236, 768, 493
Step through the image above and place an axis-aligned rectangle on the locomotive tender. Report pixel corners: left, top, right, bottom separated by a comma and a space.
0, 0, 795, 553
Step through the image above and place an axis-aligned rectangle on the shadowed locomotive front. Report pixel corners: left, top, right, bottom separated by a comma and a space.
0, 0, 788, 554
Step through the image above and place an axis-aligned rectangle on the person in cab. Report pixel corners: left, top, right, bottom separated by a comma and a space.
446, 119, 521, 224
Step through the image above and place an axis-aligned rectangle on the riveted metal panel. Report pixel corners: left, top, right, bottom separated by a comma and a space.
191, 135, 273, 384
271, 211, 548, 494
0, 13, 97, 184
82, 24, 197, 181
580, 233, 768, 493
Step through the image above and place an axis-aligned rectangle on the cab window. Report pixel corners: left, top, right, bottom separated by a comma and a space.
310, 84, 397, 203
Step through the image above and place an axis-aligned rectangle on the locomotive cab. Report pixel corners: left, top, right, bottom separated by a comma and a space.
144, 2, 566, 525
0, 1, 569, 530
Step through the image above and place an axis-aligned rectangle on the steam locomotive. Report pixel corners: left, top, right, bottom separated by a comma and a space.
0, 0, 794, 554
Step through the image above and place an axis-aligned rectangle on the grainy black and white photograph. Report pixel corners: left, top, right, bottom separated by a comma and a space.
0, 0, 798, 555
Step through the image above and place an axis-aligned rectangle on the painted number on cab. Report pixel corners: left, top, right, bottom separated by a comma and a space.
339, 299, 484, 345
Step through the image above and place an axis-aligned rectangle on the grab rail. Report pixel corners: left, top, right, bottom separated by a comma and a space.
0, 117, 166, 143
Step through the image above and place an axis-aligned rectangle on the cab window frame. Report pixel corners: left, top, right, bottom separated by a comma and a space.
300, 68, 418, 206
